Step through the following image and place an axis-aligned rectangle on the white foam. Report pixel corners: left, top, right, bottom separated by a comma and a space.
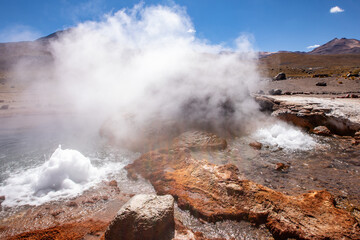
0, 146, 124, 207
253, 123, 316, 151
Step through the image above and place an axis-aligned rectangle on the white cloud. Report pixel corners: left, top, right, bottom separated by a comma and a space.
187, 28, 196, 33
330, 6, 344, 13
307, 44, 320, 49
0, 25, 42, 42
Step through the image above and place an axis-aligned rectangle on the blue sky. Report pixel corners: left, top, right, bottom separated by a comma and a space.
0, 0, 359, 52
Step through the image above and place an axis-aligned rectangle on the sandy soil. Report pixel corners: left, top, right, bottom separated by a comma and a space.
259, 76, 360, 95
0, 82, 69, 117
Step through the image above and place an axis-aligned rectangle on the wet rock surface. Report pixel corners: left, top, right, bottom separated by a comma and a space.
249, 141, 262, 150
0, 179, 145, 239
125, 132, 360, 240
313, 125, 331, 136
255, 95, 360, 135
172, 131, 227, 151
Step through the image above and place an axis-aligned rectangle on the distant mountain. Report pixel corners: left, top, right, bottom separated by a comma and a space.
309, 38, 360, 55
35, 29, 70, 43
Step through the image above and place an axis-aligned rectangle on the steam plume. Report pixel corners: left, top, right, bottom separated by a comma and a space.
21, 4, 262, 147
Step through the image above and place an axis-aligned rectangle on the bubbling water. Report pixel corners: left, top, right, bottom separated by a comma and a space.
0, 146, 124, 207
253, 122, 316, 151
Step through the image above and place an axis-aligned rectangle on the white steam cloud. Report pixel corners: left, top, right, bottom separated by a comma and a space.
21, 4, 262, 147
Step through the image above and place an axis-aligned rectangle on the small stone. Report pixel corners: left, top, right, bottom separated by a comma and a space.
249, 141, 262, 150
274, 72, 286, 80
50, 210, 64, 217
66, 201, 78, 207
108, 180, 118, 187
313, 126, 331, 136
0, 195, 5, 206
299, 109, 311, 114
351, 139, 359, 146
316, 82, 327, 86
275, 163, 290, 171
269, 89, 282, 95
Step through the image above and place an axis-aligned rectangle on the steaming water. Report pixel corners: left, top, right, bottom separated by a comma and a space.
253, 122, 316, 151
0, 146, 124, 207
0, 115, 136, 207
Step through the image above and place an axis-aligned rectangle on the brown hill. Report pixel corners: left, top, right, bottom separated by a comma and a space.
309, 38, 360, 55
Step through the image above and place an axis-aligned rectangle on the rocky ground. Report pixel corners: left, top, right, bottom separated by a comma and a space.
259, 76, 360, 96
1, 77, 360, 239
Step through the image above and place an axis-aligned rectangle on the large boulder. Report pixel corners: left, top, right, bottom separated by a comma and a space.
105, 194, 175, 240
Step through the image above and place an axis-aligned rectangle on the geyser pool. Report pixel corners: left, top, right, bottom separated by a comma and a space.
0, 146, 124, 207
253, 122, 316, 151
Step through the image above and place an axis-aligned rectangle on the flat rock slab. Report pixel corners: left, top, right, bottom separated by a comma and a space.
125, 147, 360, 240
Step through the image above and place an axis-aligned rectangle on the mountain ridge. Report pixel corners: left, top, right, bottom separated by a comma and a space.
309, 38, 360, 55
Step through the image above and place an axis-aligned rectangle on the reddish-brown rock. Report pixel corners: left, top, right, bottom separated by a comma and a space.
108, 180, 118, 187
125, 148, 360, 240
313, 125, 331, 136
7, 219, 108, 240
275, 162, 289, 171
249, 141, 262, 150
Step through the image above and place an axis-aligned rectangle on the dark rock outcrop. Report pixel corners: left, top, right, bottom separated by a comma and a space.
274, 72, 286, 80
254, 96, 276, 112
268, 89, 282, 95
105, 194, 175, 240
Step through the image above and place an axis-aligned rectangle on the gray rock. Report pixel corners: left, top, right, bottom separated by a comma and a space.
316, 82, 327, 86
105, 194, 175, 240
268, 89, 282, 95
255, 96, 275, 112
274, 72, 286, 80
0, 105, 9, 110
